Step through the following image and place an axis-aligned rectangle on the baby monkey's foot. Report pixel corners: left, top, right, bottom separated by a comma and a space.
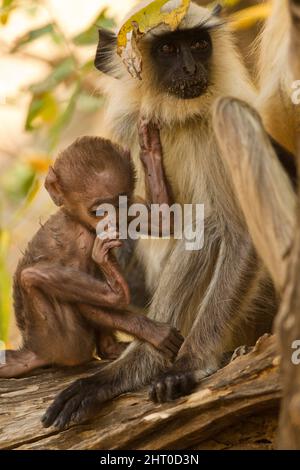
0, 349, 47, 378
151, 323, 184, 360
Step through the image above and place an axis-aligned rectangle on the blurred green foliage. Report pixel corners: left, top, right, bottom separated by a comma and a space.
0, 0, 116, 342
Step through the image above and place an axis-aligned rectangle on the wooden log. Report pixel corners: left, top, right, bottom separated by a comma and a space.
0, 335, 280, 450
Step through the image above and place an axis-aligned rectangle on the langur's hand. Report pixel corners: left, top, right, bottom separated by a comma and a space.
92, 229, 122, 265
138, 117, 163, 167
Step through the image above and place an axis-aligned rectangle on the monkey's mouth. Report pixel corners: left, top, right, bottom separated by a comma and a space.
167, 79, 208, 100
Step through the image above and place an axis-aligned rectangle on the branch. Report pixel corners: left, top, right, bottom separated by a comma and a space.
0, 335, 280, 450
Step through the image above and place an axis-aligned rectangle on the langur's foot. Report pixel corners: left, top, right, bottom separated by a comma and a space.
0, 349, 48, 378
42, 343, 168, 430
149, 353, 218, 403
42, 366, 122, 430
230, 345, 253, 362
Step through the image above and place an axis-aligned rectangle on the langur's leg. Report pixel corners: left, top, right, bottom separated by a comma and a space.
149, 233, 271, 402
213, 97, 297, 291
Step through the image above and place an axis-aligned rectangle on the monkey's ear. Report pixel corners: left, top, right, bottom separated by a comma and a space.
45, 167, 64, 207
94, 28, 121, 79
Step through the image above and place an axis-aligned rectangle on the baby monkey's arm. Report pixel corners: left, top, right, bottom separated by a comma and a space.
92, 234, 130, 307
82, 234, 183, 359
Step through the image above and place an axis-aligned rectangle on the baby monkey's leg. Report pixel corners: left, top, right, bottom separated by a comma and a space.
0, 276, 95, 378
0, 287, 54, 378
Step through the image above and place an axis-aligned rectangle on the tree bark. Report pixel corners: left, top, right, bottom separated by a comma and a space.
0, 335, 280, 450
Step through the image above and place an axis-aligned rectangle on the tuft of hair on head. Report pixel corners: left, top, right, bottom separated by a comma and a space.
53, 136, 136, 194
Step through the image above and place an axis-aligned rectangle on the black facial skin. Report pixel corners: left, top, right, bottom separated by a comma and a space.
150, 26, 213, 100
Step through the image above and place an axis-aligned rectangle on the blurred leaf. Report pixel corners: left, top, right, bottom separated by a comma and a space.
229, 3, 272, 30
25, 92, 59, 131
19, 177, 41, 211
26, 154, 52, 173
50, 29, 64, 45
77, 92, 104, 113
0, 0, 15, 25
11, 177, 41, 226
12, 23, 55, 51
221, 0, 241, 7
0, 230, 11, 342
1, 0, 14, 9
73, 8, 116, 46
29, 58, 76, 95
117, 0, 190, 79
118, 0, 190, 49
49, 83, 81, 149
1, 162, 35, 202
80, 59, 95, 74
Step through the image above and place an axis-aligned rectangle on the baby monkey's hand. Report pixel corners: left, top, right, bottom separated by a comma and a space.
92, 230, 122, 265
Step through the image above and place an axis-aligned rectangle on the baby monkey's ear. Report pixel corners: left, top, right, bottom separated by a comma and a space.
45, 167, 64, 207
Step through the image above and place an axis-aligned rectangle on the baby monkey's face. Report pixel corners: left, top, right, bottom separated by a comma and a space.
65, 168, 133, 232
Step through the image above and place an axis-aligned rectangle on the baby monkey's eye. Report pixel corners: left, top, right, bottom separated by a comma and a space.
159, 43, 177, 55
191, 39, 210, 51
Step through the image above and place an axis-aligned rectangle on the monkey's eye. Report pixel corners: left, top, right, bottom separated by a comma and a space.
158, 43, 177, 55
191, 39, 210, 52
89, 209, 98, 218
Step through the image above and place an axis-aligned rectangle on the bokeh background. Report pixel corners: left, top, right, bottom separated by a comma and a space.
0, 0, 269, 348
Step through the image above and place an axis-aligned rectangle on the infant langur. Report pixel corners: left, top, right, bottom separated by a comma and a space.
0, 121, 183, 378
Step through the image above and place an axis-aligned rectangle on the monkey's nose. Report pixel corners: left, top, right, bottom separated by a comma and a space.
183, 63, 197, 76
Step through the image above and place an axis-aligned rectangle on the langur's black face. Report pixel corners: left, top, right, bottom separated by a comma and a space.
149, 27, 212, 100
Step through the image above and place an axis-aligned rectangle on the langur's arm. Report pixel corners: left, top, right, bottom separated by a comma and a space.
213, 97, 297, 291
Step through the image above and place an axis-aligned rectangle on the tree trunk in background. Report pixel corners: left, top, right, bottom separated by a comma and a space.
276, 0, 300, 450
